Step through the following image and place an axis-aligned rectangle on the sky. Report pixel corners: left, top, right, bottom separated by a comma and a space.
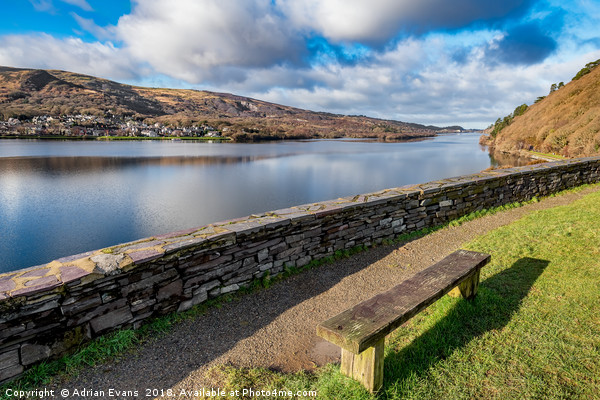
1, 1, 600, 128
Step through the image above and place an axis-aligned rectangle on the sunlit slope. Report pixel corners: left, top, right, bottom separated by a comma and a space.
492, 65, 600, 157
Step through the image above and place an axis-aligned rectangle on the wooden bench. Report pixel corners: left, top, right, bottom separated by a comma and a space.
316, 249, 491, 392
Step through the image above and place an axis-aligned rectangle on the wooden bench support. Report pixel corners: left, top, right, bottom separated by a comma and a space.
340, 337, 384, 392
448, 268, 480, 299
317, 249, 490, 393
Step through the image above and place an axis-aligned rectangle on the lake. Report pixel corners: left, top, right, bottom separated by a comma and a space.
0, 134, 518, 272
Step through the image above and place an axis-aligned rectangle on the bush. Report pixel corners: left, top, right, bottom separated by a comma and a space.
572, 59, 600, 80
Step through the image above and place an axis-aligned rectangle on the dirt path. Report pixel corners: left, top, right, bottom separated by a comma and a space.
50, 186, 598, 397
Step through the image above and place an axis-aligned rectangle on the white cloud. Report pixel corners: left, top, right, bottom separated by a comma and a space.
29, 0, 54, 12
60, 0, 93, 12
116, 0, 304, 83
277, 0, 532, 43
0, 34, 140, 80
29, 0, 93, 12
71, 13, 115, 40
235, 39, 600, 127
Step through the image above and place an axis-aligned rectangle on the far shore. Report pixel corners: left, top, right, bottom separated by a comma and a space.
0, 135, 231, 141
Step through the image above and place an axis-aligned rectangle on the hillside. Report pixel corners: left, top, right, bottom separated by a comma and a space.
0, 66, 457, 141
485, 61, 600, 157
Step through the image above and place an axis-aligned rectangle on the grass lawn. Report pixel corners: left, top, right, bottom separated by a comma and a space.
527, 150, 567, 160
212, 189, 600, 399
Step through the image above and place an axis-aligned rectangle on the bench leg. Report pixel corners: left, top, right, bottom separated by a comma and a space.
340, 337, 384, 393
449, 268, 481, 300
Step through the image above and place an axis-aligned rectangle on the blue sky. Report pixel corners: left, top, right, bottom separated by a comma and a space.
1, 0, 599, 127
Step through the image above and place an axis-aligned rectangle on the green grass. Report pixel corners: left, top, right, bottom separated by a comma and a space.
96, 135, 231, 141
1, 184, 598, 399
527, 150, 566, 160
0, 329, 139, 399
209, 188, 600, 399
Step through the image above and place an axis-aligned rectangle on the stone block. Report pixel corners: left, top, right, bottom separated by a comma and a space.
69, 298, 128, 327
379, 217, 392, 227
155, 228, 199, 240
21, 343, 51, 366
130, 298, 156, 313
122, 269, 178, 296
59, 265, 90, 283
197, 280, 220, 294
101, 291, 118, 304
90, 307, 133, 334
183, 255, 232, 274
257, 248, 269, 262
91, 254, 127, 276
0, 322, 28, 341
129, 249, 164, 265
296, 256, 312, 268
162, 236, 207, 254
0, 278, 16, 293
178, 290, 208, 312
221, 284, 239, 294
10, 277, 61, 298
61, 294, 102, 317
118, 240, 164, 252
157, 280, 183, 301
0, 364, 23, 383
259, 262, 273, 272
285, 233, 305, 244
0, 349, 19, 370
243, 257, 257, 267
269, 242, 288, 254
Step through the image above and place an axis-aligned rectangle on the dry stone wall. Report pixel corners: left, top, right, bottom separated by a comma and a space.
1, 156, 600, 382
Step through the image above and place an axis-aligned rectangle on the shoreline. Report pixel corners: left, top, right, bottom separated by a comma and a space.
0, 132, 444, 143
0, 135, 231, 141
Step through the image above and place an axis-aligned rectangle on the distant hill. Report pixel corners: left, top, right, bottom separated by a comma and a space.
0, 66, 459, 141
484, 60, 600, 157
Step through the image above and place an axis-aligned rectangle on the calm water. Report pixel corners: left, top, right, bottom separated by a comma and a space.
0, 134, 512, 272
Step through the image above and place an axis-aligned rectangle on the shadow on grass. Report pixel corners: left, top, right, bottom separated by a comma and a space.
382, 257, 549, 395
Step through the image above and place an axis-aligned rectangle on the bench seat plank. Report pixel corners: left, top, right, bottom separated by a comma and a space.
317, 250, 490, 354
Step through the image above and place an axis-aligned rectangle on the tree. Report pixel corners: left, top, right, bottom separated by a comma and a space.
572, 59, 600, 80
513, 104, 528, 117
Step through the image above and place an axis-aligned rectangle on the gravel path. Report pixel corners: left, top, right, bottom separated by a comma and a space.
48, 186, 598, 398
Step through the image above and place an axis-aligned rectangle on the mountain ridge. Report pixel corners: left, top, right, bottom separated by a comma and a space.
0, 66, 463, 141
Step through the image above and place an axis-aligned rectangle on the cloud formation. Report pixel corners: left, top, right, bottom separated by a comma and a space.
116, 0, 304, 83
2, 0, 600, 126
0, 34, 139, 80
60, 0, 92, 12
278, 0, 534, 43
29, 0, 93, 13
71, 13, 114, 39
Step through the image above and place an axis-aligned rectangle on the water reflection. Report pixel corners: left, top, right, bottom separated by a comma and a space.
0, 134, 528, 272
0, 155, 289, 175
488, 150, 533, 167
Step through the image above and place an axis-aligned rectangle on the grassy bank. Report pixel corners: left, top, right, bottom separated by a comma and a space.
96, 136, 231, 141
527, 150, 566, 160
212, 188, 600, 399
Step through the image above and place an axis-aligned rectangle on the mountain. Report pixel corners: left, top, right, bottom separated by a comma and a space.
0, 66, 458, 141
484, 60, 600, 158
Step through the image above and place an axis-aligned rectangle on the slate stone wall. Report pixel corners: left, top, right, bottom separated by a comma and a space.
1, 156, 599, 382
